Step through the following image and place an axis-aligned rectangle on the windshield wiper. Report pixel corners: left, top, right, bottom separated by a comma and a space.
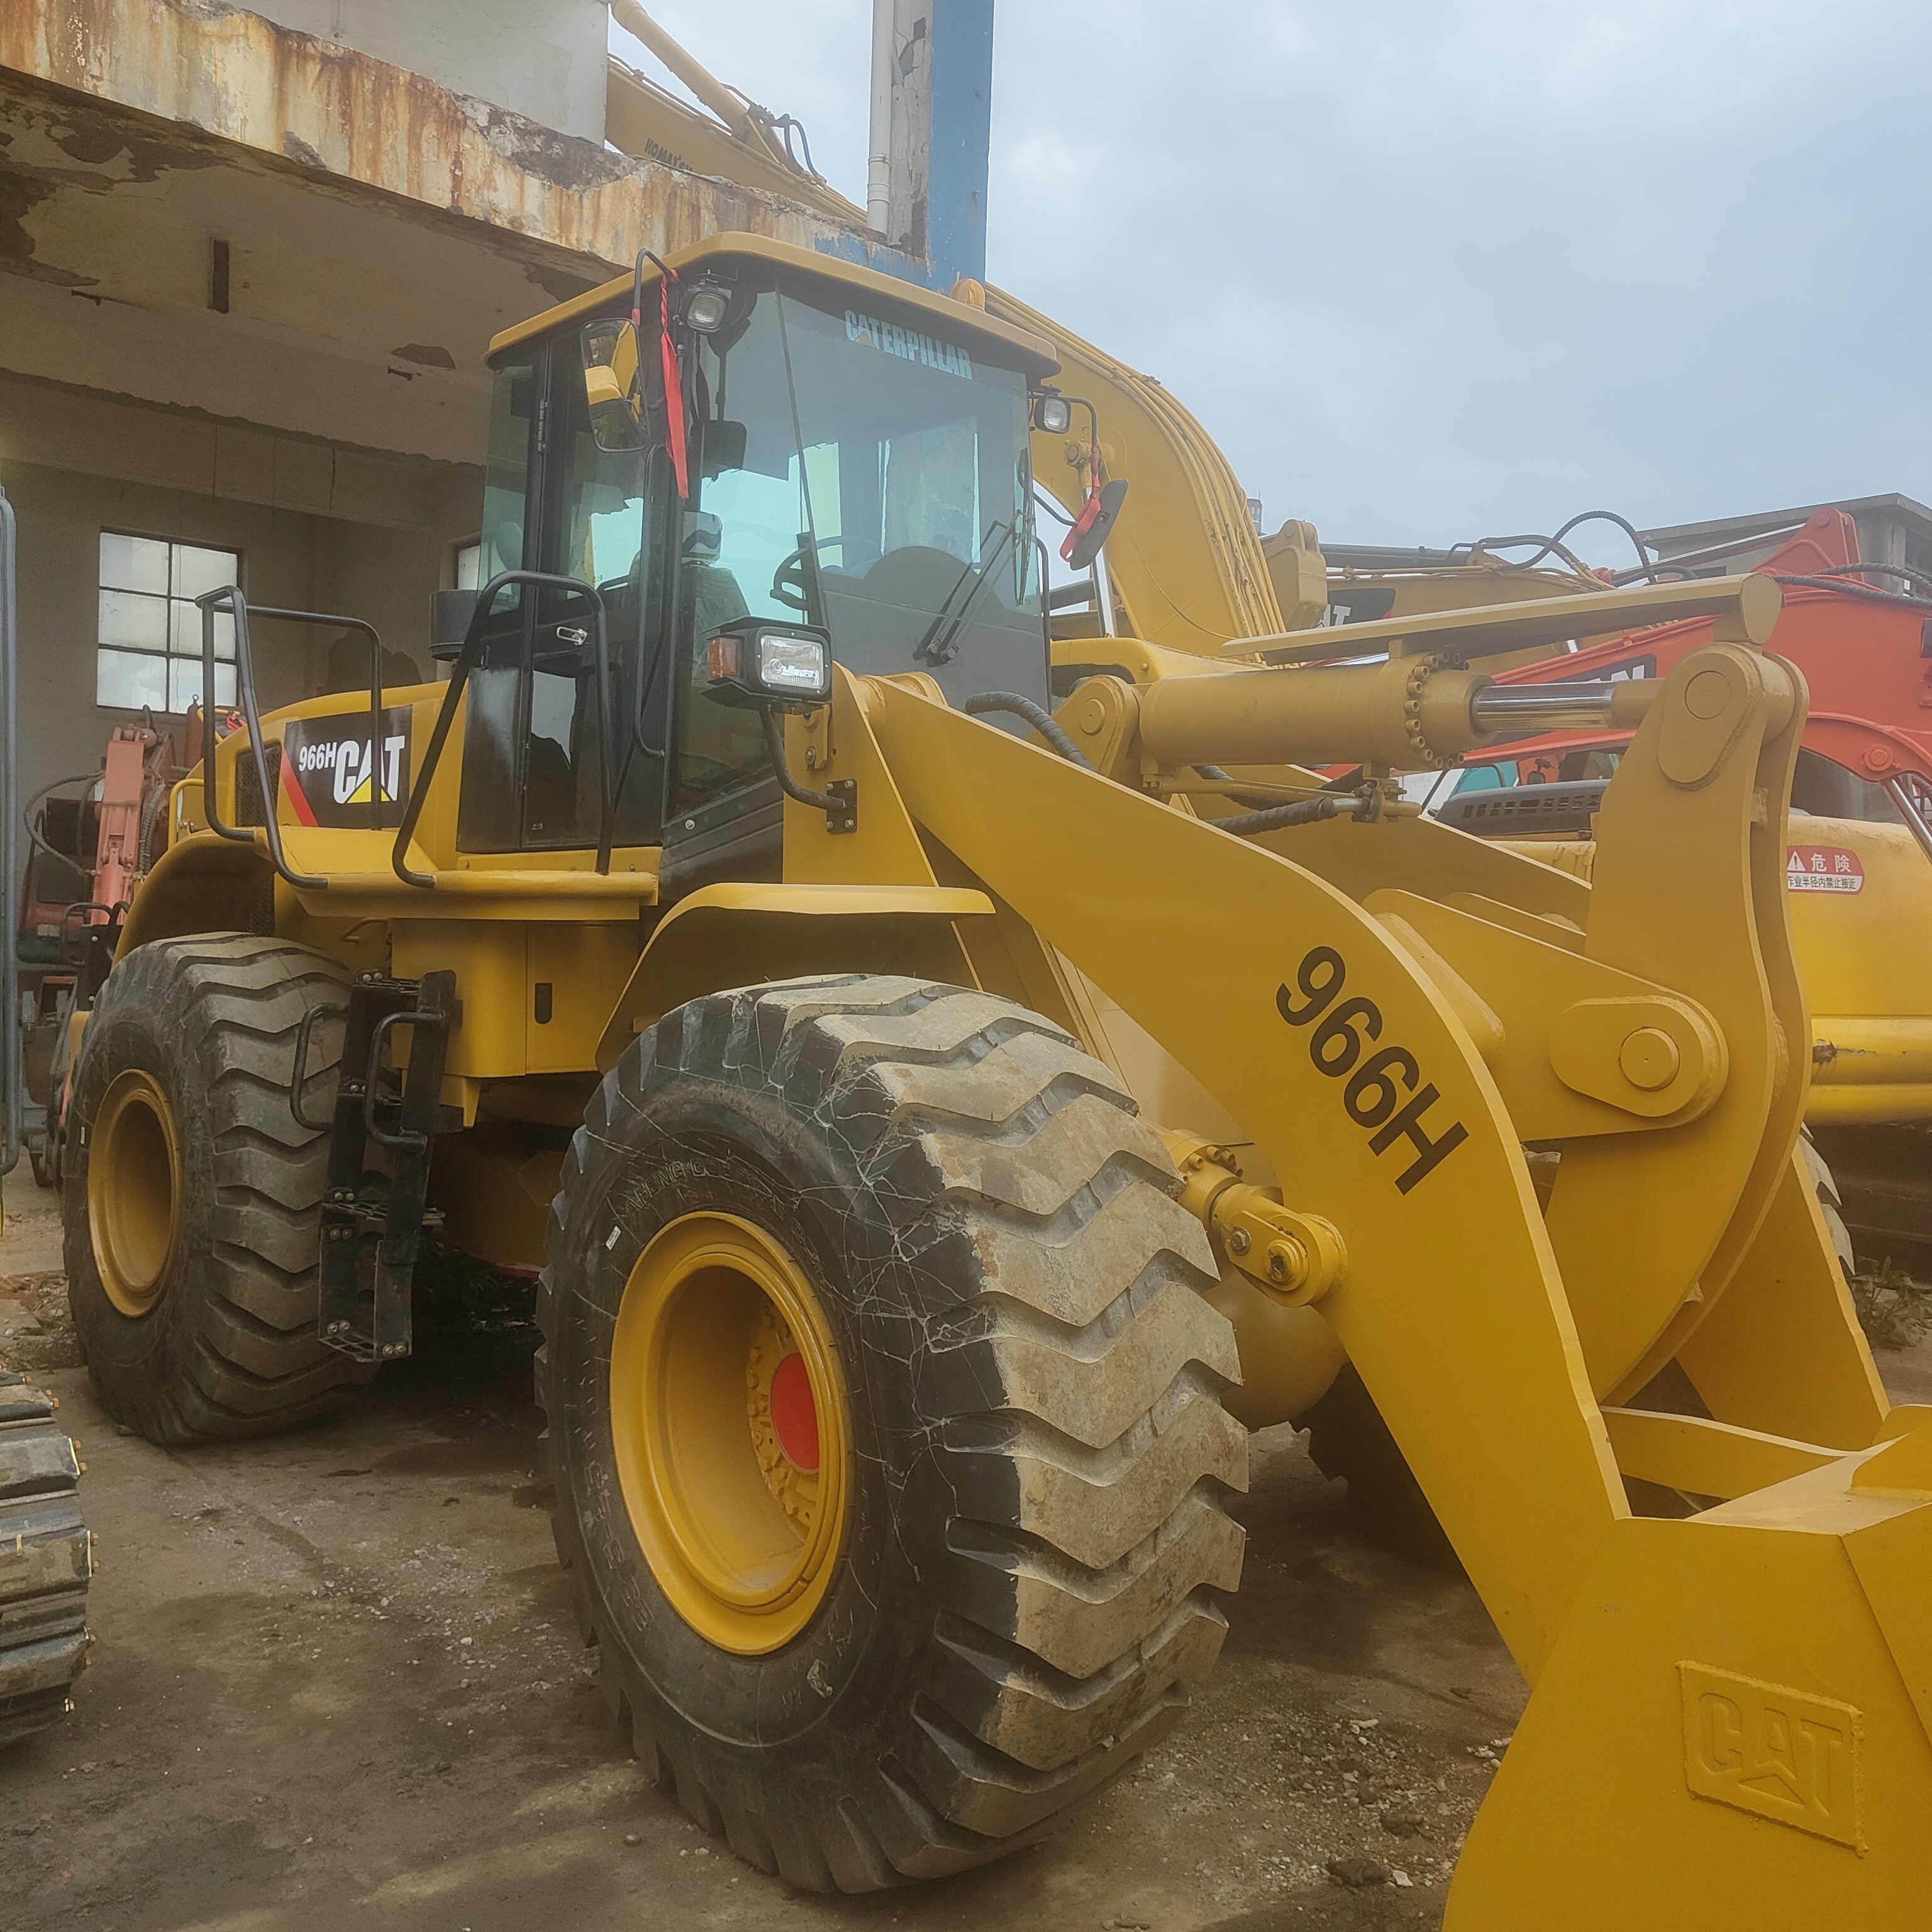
914, 518, 1020, 667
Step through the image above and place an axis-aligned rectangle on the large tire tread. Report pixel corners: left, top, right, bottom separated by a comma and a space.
64, 933, 371, 1445
538, 974, 1246, 1890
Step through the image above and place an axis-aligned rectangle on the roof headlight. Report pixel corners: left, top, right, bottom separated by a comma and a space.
1031, 392, 1072, 436
684, 282, 731, 334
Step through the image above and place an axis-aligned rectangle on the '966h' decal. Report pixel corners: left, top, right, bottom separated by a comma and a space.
282, 708, 413, 828
1277, 947, 1469, 1192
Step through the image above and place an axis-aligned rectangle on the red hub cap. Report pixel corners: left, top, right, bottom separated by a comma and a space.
769, 1352, 821, 1473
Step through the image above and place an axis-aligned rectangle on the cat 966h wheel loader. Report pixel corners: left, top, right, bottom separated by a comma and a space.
60, 235, 1932, 1921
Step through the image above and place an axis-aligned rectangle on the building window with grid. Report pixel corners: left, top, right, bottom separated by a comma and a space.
96, 532, 240, 714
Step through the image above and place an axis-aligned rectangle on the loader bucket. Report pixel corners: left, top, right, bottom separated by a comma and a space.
1453, 1427, 1932, 1925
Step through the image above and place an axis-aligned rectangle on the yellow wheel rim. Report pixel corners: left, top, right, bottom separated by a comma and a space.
609, 1210, 851, 1655
88, 1069, 184, 1318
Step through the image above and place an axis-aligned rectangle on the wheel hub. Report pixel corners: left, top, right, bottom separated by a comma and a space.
609, 1211, 850, 1655
87, 1068, 183, 1318
767, 1348, 821, 1475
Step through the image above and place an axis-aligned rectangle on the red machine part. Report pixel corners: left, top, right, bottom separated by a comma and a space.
1480, 509, 1932, 814
91, 726, 155, 916
14, 722, 176, 1185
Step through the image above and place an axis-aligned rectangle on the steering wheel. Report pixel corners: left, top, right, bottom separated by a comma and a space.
769, 534, 852, 613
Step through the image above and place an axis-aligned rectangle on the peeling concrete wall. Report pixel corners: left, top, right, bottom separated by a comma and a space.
1, 0, 867, 277
245, 0, 612, 146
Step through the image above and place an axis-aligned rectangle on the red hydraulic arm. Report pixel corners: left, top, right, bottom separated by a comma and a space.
1480, 509, 1932, 841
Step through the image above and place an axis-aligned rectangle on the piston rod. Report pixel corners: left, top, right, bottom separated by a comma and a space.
1469, 680, 1660, 735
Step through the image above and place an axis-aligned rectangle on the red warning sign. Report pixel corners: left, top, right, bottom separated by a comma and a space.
1786, 845, 1865, 893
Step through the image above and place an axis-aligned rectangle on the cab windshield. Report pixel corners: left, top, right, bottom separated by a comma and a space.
672, 288, 1046, 813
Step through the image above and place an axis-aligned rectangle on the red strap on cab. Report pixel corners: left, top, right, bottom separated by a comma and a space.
639, 269, 689, 502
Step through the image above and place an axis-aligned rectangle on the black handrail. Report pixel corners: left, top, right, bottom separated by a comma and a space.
58, 899, 129, 967
194, 589, 389, 892
389, 570, 614, 890
289, 999, 349, 1131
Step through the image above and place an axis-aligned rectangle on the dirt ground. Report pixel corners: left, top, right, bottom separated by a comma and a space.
6, 1167, 1925, 1932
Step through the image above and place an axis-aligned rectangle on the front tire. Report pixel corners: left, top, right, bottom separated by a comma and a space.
63, 934, 370, 1444
539, 975, 1247, 1890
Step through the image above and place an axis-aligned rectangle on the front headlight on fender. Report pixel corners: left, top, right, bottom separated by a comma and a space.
705, 619, 833, 711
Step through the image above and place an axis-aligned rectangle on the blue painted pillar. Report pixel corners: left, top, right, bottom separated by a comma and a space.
825, 1, 995, 292
924, 0, 994, 290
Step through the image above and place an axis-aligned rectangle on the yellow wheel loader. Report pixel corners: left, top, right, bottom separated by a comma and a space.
58, 235, 1932, 1919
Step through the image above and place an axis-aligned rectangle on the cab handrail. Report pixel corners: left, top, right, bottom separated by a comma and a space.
193, 587, 387, 892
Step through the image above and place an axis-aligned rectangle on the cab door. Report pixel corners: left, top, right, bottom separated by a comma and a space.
458, 341, 677, 856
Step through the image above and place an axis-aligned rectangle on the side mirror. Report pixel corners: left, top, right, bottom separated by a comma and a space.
697, 418, 748, 481
430, 588, 478, 662
582, 318, 647, 452
1063, 477, 1130, 572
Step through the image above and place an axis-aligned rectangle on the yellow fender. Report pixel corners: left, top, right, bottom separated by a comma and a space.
593, 881, 994, 1070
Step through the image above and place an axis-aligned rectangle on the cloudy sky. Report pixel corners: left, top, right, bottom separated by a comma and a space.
616, 1, 1930, 565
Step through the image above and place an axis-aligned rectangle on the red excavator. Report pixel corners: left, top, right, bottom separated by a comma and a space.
1426, 509, 1932, 1270
16, 717, 184, 1187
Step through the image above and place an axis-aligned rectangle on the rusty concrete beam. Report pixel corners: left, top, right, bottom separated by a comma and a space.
0, 0, 870, 275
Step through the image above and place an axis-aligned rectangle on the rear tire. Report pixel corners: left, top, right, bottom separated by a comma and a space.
1800, 1126, 1856, 1281
1298, 1363, 1457, 1565
63, 934, 371, 1445
0, 1370, 91, 1746
538, 975, 1247, 1890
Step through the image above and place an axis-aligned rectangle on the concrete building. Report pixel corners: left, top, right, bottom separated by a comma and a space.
244, 1, 616, 144
1, 0, 989, 883
1640, 493, 1932, 584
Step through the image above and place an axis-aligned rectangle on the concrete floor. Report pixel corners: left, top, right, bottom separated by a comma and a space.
4, 1166, 1923, 1932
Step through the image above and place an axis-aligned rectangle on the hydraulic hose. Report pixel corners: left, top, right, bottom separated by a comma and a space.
21, 771, 99, 866
1215, 790, 1375, 838
758, 706, 845, 815
1192, 761, 1285, 812
1774, 574, 1932, 617
1454, 509, 1656, 581
963, 692, 1096, 771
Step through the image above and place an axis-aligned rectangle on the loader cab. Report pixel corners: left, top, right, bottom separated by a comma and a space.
472, 238, 1060, 893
